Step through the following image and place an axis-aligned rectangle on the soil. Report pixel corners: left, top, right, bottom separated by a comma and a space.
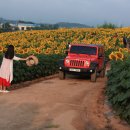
0, 63, 130, 130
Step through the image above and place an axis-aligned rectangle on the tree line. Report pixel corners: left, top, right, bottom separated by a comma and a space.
32, 24, 59, 30
0, 22, 59, 33
0, 22, 19, 33
97, 22, 122, 29
0, 22, 122, 33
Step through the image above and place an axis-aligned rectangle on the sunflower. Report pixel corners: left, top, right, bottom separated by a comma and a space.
115, 51, 124, 60
19, 50, 24, 54
54, 50, 60, 54
123, 48, 129, 52
23, 48, 29, 54
44, 50, 51, 55
0, 46, 3, 52
37, 50, 42, 54
119, 48, 124, 52
128, 50, 130, 54
3, 47, 7, 53
35, 48, 40, 54
109, 52, 117, 60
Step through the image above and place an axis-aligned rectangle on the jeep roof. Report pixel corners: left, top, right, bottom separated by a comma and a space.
70, 44, 104, 47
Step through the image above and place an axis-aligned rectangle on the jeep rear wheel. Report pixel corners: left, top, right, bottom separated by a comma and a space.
59, 71, 65, 80
91, 69, 97, 82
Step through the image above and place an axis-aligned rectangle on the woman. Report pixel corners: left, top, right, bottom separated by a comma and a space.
0, 45, 29, 93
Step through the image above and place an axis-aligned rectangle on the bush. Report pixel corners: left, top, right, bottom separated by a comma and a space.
106, 57, 130, 123
97, 22, 118, 29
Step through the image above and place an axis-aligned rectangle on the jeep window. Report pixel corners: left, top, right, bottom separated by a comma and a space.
70, 46, 97, 55
98, 47, 104, 56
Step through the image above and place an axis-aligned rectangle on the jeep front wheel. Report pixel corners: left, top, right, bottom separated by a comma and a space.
90, 69, 97, 82
99, 66, 106, 78
59, 71, 65, 80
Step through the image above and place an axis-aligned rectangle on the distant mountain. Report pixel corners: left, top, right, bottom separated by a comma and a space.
0, 17, 17, 24
56, 22, 91, 28
0, 17, 92, 28
0, 17, 35, 25
0, 17, 8, 23
17, 20, 35, 24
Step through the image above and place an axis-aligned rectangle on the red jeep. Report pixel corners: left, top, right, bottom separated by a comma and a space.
58, 44, 106, 82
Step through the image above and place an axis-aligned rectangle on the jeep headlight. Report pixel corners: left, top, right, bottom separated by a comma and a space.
85, 61, 90, 67
65, 59, 70, 64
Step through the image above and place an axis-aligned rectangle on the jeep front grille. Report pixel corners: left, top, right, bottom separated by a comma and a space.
70, 60, 84, 67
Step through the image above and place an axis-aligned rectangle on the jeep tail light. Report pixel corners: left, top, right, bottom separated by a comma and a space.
85, 61, 90, 67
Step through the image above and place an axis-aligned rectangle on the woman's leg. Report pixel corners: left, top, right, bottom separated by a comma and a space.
3, 86, 6, 91
3, 86, 10, 93
0, 85, 2, 92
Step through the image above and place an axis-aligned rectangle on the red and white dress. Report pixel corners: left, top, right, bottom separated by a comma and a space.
0, 56, 21, 87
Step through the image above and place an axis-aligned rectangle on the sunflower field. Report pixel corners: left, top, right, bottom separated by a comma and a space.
0, 27, 130, 84
0, 27, 130, 56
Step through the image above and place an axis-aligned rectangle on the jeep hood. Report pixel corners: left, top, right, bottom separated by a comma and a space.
66, 54, 97, 61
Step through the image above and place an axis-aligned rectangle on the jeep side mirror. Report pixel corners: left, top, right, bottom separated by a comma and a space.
65, 50, 69, 55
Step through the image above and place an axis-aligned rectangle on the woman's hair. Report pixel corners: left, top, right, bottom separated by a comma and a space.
5, 45, 14, 59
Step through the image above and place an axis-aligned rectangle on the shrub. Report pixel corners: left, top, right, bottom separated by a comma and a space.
97, 22, 118, 29
0, 54, 65, 84
106, 57, 130, 123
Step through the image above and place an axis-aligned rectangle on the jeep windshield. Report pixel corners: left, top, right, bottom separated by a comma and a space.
70, 46, 97, 55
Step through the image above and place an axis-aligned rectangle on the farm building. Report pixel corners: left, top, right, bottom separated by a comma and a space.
17, 23, 36, 30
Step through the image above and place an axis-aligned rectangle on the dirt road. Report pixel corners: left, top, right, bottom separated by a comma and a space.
0, 74, 130, 130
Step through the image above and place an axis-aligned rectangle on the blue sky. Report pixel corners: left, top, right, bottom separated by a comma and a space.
0, 0, 130, 26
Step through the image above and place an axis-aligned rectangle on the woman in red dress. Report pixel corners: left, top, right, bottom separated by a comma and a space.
0, 45, 29, 93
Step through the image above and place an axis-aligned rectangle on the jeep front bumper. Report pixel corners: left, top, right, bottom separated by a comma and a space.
59, 66, 96, 74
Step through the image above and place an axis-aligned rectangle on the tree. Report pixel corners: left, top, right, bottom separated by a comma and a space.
2, 22, 12, 32
32, 24, 59, 30
97, 22, 118, 29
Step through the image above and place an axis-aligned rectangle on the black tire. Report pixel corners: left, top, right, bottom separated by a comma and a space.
59, 71, 65, 80
99, 66, 106, 78
91, 68, 97, 82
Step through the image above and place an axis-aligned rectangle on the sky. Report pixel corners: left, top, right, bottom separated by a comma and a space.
0, 0, 130, 26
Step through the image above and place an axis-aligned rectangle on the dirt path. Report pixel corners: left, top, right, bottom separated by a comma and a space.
0, 71, 130, 130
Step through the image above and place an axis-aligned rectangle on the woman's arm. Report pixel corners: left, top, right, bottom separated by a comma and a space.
19, 57, 28, 61
13, 56, 29, 61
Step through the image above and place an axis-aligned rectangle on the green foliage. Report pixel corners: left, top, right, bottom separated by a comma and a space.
0, 54, 65, 84
32, 24, 59, 30
97, 22, 118, 29
106, 57, 130, 123
0, 22, 19, 33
